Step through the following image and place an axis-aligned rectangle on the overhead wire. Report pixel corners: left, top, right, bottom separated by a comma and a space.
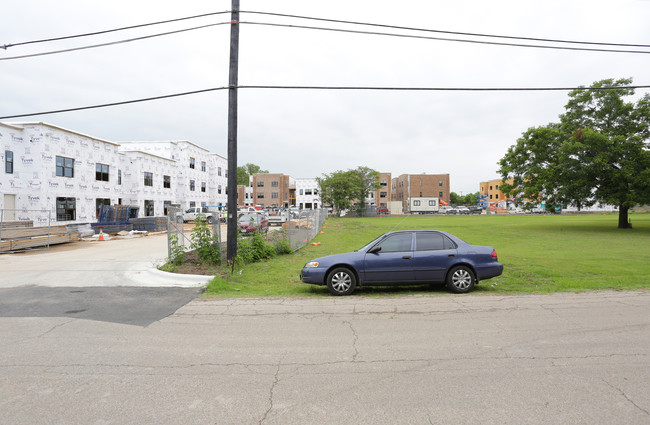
241, 21, 650, 54
0, 22, 232, 61
1, 10, 230, 49
242, 10, 650, 49
2, 10, 650, 60
3, 84, 649, 120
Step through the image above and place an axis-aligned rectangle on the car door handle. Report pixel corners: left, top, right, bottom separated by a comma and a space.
402, 256, 412, 260
448, 254, 455, 257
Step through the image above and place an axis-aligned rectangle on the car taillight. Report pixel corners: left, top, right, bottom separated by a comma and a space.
491, 250, 498, 258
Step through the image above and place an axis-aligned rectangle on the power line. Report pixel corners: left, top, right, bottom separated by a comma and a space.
3, 10, 649, 61
1, 11, 230, 50
242, 21, 650, 55
2, 84, 649, 120
242, 10, 650, 49
0, 22, 231, 61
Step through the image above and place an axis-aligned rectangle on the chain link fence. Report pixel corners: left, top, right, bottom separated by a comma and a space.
285, 208, 328, 251
165, 207, 328, 262
166, 206, 223, 261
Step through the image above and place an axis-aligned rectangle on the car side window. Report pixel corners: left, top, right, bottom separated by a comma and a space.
416, 233, 456, 251
377, 233, 412, 252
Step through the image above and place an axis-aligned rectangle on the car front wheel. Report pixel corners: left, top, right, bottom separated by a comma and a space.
327, 267, 356, 296
446, 266, 475, 293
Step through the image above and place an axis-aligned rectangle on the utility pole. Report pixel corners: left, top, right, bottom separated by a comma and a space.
226, 0, 240, 262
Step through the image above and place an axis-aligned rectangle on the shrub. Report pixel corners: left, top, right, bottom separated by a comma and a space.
191, 213, 221, 265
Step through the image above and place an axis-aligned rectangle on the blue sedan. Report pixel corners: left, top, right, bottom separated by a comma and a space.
300, 230, 503, 295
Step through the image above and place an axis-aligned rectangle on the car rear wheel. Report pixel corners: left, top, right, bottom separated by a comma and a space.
207, 216, 214, 224
327, 267, 356, 296
446, 266, 475, 293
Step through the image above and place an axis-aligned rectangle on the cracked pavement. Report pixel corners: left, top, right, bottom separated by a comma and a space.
1, 291, 649, 424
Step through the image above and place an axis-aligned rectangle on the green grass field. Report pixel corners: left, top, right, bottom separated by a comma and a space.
204, 213, 650, 297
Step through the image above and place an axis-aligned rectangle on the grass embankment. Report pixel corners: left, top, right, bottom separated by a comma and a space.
204, 213, 650, 297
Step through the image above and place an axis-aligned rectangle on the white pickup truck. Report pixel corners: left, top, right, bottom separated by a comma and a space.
180, 207, 225, 224
267, 208, 289, 226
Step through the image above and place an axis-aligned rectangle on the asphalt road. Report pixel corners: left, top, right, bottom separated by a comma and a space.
1, 291, 648, 424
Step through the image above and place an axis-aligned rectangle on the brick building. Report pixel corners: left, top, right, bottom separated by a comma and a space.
252, 173, 292, 208
391, 173, 450, 211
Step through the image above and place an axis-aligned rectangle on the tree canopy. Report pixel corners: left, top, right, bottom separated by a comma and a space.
317, 166, 381, 214
236, 163, 268, 186
499, 78, 650, 228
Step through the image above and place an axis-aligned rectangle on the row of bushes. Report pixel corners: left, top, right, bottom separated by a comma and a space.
167, 213, 292, 271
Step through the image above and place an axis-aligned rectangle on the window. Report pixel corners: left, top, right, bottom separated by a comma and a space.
272, 181, 279, 187
163, 175, 171, 188
144, 172, 153, 186
190, 180, 195, 191
144, 200, 154, 217
439, 192, 443, 198
95, 198, 110, 218
257, 181, 264, 187
163, 201, 171, 216
189, 201, 196, 208
299, 189, 303, 195
305, 189, 312, 195
439, 180, 443, 186
496, 184, 499, 190
429, 200, 436, 206
189, 157, 195, 169
201, 161, 206, 172
257, 193, 265, 198
380, 192, 387, 198
56, 156, 74, 178
416, 233, 455, 251
272, 192, 279, 199
495, 193, 499, 199
377, 233, 412, 253
201, 182, 206, 192
218, 184, 222, 194
5, 150, 13, 174
413, 200, 421, 206
118, 169, 122, 185
490, 185, 493, 190
95, 163, 109, 182
56, 197, 76, 221
380, 180, 387, 186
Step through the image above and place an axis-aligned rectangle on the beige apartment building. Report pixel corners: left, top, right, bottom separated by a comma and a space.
252, 173, 292, 208
479, 178, 513, 203
391, 173, 450, 211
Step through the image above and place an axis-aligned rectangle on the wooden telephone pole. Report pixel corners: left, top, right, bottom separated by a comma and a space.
226, 0, 240, 262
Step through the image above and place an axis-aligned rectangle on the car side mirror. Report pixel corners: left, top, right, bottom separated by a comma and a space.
368, 245, 382, 254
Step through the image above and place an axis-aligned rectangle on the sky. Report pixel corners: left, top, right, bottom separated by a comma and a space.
2, 0, 650, 195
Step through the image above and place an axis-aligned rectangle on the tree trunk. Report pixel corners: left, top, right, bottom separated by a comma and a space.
618, 204, 632, 229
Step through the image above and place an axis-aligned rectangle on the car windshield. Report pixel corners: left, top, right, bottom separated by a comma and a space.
238, 215, 258, 224
356, 234, 385, 252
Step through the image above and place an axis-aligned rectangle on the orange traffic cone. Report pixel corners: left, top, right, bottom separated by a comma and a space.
98, 229, 104, 241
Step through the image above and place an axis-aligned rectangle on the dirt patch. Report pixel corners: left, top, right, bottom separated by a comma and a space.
165, 250, 221, 276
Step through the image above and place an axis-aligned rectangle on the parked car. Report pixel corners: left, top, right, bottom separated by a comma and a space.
469, 206, 484, 214
439, 206, 456, 215
456, 206, 470, 215
237, 213, 269, 234
300, 230, 503, 295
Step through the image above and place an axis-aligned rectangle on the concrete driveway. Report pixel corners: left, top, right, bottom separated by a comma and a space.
0, 232, 211, 288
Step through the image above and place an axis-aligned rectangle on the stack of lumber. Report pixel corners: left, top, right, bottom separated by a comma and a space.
131, 217, 167, 232
0, 223, 79, 253
90, 222, 134, 234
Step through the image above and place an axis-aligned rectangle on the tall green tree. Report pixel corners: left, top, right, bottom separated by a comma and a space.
236, 163, 268, 186
499, 78, 650, 228
317, 166, 381, 215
